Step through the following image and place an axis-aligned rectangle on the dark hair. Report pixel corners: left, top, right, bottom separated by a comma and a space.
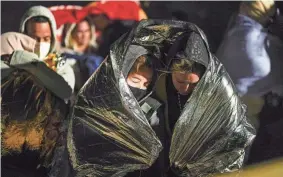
73, 17, 92, 33
29, 16, 49, 23
25, 16, 50, 34
130, 55, 153, 74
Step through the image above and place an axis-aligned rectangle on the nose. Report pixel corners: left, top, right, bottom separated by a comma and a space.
140, 85, 147, 90
180, 84, 190, 93
139, 82, 147, 90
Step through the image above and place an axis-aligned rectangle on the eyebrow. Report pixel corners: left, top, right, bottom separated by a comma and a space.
176, 76, 190, 83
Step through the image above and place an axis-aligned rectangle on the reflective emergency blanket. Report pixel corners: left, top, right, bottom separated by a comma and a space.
69, 19, 256, 177
170, 55, 255, 176
68, 59, 162, 176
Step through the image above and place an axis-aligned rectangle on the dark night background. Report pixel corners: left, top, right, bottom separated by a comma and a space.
1, 1, 283, 52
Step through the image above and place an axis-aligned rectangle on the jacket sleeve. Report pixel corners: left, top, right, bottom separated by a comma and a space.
5, 50, 73, 100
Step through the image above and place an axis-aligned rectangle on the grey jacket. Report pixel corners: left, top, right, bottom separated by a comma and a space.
1, 50, 74, 100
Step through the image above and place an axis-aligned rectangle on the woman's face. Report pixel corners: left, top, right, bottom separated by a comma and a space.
126, 67, 153, 90
73, 20, 91, 46
172, 71, 200, 95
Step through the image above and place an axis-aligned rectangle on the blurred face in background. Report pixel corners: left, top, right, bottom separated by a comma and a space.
72, 20, 91, 46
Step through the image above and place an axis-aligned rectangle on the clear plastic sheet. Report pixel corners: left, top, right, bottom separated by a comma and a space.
68, 19, 256, 177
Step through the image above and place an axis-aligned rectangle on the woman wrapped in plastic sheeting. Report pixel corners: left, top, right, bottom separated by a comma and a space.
157, 22, 256, 177
68, 19, 256, 177
124, 48, 167, 177
68, 41, 164, 176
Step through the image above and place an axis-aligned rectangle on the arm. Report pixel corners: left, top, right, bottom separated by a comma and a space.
235, 29, 271, 96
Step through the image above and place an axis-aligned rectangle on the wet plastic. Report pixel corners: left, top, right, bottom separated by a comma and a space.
68, 19, 256, 177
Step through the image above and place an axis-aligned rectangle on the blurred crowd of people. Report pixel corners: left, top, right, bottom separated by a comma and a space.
1, 0, 283, 177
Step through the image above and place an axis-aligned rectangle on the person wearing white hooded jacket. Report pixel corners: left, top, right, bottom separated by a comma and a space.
12, 5, 75, 98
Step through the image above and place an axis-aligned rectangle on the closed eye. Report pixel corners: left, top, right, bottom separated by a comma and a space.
44, 37, 51, 42
131, 77, 141, 83
177, 80, 186, 84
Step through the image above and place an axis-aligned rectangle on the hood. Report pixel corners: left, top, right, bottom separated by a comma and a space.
123, 44, 149, 76
62, 17, 97, 54
165, 30, 210, 69
123, 44, 158, 103
19, 6, 57, 53
109, 19, 211, 77
1, 32, 36, 56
